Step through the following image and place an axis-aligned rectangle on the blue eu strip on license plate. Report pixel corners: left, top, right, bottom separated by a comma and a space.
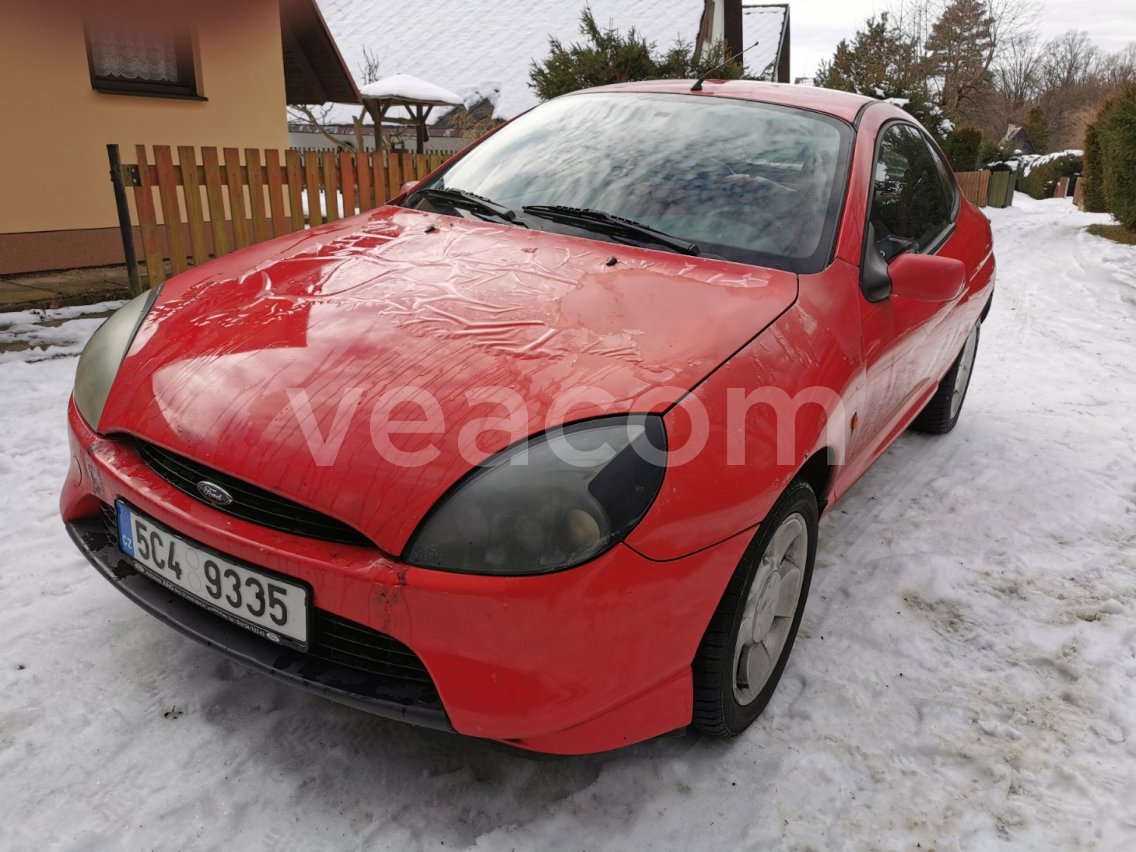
116, 501, 136, 558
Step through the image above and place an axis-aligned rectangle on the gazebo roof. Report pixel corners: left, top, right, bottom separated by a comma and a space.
359, 74, 463, 107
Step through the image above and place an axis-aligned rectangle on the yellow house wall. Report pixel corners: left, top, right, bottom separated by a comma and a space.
0, 0, 288, 236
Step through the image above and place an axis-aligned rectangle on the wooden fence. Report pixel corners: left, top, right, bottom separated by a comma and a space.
108, 144, 448, 292
955, 170, 990, 208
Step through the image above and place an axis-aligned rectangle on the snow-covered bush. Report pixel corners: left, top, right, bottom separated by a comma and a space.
1018, 151, 1083, 200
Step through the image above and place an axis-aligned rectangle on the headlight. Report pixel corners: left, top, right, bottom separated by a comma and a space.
73, 287, 161, 430
405, 415, 666, 574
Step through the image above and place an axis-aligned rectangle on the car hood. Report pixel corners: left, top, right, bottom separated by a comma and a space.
102, 207, 796, 554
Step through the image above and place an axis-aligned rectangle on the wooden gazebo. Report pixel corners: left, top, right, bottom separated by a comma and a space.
359, 74, 463, 154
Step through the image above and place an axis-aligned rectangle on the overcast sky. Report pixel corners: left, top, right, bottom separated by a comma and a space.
790, 0, 1136, 81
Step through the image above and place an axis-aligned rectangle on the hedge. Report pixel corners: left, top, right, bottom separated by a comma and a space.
1095, 84, 1136, 230
1019, 153, 1082, 200
1081, 121, 1108, 213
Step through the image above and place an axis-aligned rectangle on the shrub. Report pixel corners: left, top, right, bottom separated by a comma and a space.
977, 141, 1001, 166
1018, 152, 1082, 200
1081, 120, 1108, 212
529, 9, 741, 102
1022, 106, 1049, 154
1095, 84, 1136, 230
943, 127, 982, 172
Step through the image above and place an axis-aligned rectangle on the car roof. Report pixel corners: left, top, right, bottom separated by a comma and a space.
570, 80, 879, 124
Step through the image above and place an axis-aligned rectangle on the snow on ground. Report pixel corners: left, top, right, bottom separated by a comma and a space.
0, 300, 123, 366
1, 195, 1135, 850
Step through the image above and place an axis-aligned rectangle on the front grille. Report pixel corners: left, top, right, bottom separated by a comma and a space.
101, 502, 118, 540
135, 441, 371, 547
97, 502, 440, 708
310, 611, 440, 701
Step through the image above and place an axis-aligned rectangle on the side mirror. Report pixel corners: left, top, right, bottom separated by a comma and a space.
888, 253, 967, 303
860, 224, 966, 304
860, 229, 892, 302
400, 180, 420, 196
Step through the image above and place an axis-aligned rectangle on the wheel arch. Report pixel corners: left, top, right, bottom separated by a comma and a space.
795, 448, 835, 514
979, 288, 995, 323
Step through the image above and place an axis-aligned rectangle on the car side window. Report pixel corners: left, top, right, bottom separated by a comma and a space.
869, 125, 954, 259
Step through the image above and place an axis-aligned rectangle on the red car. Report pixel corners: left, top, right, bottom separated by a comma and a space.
62, 80, 993, 754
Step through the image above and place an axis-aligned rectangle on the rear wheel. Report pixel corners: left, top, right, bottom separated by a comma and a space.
910, 321, 980, 434
692, 481, 818, 737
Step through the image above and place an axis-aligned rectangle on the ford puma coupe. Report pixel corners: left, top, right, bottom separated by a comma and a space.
62, 81, 993, 754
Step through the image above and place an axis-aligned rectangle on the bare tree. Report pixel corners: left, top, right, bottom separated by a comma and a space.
357, 47, 382, 91
1040, 30, 1101, 91
831, 1, 1128, 152
889, 0, 943, 57
993, 30, 1043, 107
287, 103, 355, 151
987, 0, 1039, 60
889, 0, 1040, 136
1026, 31, 1135, 150
286, 47, 385, 151
1099, 42, 1136, 87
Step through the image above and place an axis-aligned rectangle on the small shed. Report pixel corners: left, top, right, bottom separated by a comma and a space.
999, 124, 1037, 157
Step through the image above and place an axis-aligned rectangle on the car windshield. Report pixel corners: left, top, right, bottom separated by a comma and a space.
406, 91, 853, 272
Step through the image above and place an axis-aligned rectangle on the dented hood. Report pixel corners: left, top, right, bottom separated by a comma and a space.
101, 207, 797, 553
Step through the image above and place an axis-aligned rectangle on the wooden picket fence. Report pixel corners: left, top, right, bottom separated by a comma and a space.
108, 144, 448, 293
955, 170, 990, 208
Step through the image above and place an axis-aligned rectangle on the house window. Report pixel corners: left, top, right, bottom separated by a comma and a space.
86, 23, 198, 98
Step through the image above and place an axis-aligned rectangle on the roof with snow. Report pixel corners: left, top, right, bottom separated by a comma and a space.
315, 0, 708, 121
359, 74, 462, 106
740, 3, 789, 80
693, 1, 789, 82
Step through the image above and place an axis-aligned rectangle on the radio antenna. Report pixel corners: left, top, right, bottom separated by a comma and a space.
691, 41, 760, 91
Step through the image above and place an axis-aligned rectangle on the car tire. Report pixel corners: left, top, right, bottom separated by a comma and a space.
910, 321, 981, 435
691, 480, 818, 737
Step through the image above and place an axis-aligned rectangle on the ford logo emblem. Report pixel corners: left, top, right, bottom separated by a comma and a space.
196, 480, 234, 507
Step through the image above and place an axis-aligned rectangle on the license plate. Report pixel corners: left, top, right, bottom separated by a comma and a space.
115, 501, 310, 648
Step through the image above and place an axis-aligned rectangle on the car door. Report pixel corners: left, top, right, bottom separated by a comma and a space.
855, 122, 960, 456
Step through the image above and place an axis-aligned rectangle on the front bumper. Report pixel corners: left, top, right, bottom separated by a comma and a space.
67, 513, 451, 729
62, 400, 750, 754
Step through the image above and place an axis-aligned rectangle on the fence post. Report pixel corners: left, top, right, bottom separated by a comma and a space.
107, 144, 142, 295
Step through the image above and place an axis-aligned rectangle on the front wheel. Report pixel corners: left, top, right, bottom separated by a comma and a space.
910, 321, 981, 434
691, 481, 818, 737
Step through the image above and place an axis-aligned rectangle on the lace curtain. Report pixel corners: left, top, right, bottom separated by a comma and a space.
88, 26, 181, 83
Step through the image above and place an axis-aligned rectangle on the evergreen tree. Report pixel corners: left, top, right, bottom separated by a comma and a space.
926, 0, 997, 120
815, 14, 926, 95
529, 10, 742, 102
943, 126, 984, 171
815, 14, 947, 139
1022, 105, 1050, 153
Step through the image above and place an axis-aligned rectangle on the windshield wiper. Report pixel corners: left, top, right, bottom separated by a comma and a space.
416, 187, 524, 226
521, 205, 700, 256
